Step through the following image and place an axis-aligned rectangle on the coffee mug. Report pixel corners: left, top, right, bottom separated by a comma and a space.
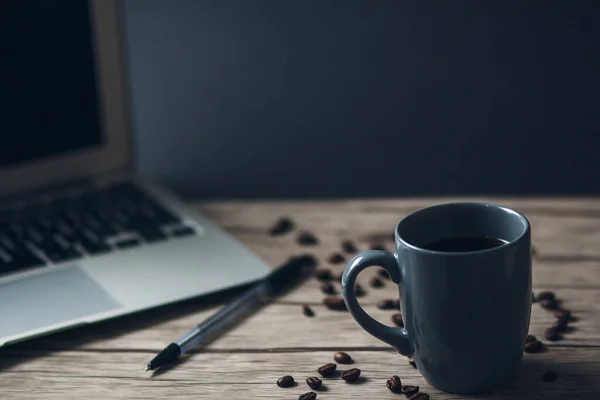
342, 202, 531, 393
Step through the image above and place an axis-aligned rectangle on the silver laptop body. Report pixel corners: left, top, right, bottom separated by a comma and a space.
0, 0, 270, 346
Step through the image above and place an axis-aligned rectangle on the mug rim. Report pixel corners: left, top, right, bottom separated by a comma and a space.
394, 201, 530, 256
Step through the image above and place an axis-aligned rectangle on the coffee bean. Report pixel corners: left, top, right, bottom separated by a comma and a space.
540, 298, 558, 310
317, 363, 337, 377
408, 393, 430, 400
298, 231, 318, 246
269, 217, 294, 236
328, 252, 346, 264
537, 291, 555, 301
371, 244, 387, 251
302, 305, 315, 317
334, 352, 352, 364
545, 327, 561, 341
408, 357, 417, 368
554, 309, 572, 321
526, 334, 537, 343
314, 269, 333, 282
386, 375, 402, 393
553, 316, 570, 332
378, 298, 399, 310
340, 368, 361, 382
342, 240, 358, 254
277, 375, 295, 388
543, 371, 558, 382
524, 339, 544, 353
401, 385, 420, 396
355, 284, 366, 297
378, 299, 395, 310
378, 268, 391, 279
392, 312, 404, 328
369, 276, 384, 288
298, 392, 317, 400
320, 282, 337, 295
323, 297, 347, 311
306, 377, 322, 390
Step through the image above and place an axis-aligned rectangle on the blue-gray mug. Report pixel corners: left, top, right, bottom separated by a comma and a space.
342, 202, 531, 393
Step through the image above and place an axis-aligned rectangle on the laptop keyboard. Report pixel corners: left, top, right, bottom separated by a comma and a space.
0, 182, 197, 276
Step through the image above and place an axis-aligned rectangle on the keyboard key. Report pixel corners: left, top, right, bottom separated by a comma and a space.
55, 220, 76, 238
125, 214, 156, 231
49, 249, 82, 263
79, 238, 111, 255
0, 250, 11, 270
0, 236, 44, 267
32, 216, 56, 234
6, 221, 26, 240
82, 213, 103, 230
115, 238, 140, 249
34, 240, 81, 263
139, 227, 167, 243
84, 220, 120, 240
60, 209, 82, 227
88, 207, 111, 221
0, 233, 21, 251
24, 227, 46, 245
171, 226, 195, 237
6, 254, 46, 272
0, 243, 45, 273
76, 229, 111, 255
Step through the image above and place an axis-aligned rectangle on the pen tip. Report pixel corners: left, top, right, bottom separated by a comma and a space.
145, 366, 150, 372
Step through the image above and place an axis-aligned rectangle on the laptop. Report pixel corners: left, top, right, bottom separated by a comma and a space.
0, 0, 270, 347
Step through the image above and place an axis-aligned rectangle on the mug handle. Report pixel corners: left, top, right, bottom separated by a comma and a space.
341, 250, 413, 356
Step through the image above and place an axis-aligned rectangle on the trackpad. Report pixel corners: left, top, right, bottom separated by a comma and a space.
0, 267, 121, 340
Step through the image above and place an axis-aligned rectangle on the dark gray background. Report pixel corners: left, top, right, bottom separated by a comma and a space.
123, 0, 600, 199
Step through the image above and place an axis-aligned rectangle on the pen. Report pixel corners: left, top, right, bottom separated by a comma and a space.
145, 254, 316, 371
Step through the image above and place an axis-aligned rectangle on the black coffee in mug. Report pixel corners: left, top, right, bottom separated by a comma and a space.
421, 236, 509, 252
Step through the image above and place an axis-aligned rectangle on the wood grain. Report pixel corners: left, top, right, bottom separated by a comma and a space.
1, 198, 600, 399
7, 241, 598, 352
10, 288, 597, 352
1, 349, 599, 399
198, 198, 600, 265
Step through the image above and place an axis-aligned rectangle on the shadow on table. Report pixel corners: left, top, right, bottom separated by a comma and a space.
0, 282, 254, 372
458, 354, 600, 399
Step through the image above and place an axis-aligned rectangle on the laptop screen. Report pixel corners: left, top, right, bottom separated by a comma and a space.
0, 0, 103, 170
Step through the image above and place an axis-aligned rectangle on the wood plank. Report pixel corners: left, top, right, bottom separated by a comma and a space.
10, 287, 598, 352
276, 260, 600, 306
196, 199, 600, 266
1, 348, 598, 399
197, 198, 600, 219
532, 260, 600, 288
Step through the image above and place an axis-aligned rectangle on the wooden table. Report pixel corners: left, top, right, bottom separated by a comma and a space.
1, 198, 599, 399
